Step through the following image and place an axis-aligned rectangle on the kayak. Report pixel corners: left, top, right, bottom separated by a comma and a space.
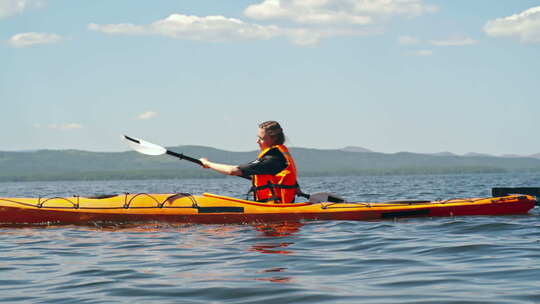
0, 192, 536, 225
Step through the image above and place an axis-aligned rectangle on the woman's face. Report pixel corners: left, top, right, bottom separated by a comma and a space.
256, 128, 272, 150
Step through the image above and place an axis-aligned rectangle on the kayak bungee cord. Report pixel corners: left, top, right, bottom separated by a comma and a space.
0, 193, 353, 210
0, 193, 200, 210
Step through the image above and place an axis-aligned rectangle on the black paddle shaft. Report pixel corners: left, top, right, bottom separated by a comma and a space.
166, 150, 255, 181
166, 150, 203, 166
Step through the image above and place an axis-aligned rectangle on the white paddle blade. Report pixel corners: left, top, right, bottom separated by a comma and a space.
124, 135, 167, 156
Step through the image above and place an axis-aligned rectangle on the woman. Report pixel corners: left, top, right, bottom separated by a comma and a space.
200, 121, 298, 204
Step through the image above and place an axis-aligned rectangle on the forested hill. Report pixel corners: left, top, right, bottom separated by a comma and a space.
1, 146, 540, 182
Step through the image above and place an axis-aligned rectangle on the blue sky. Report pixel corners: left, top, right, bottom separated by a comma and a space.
1, 0, 539, 155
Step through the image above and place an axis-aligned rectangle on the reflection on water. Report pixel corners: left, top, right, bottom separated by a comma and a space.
253, 221, 303, 237
250, 242, 294, 255
255, 275, 292, 284
250, 222, 302, 255
250, 222, 302, 283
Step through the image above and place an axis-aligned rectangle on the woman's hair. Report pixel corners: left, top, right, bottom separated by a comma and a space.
259, 121, 285, 145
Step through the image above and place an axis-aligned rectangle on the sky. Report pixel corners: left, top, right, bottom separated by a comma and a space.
1, 0, 539, 156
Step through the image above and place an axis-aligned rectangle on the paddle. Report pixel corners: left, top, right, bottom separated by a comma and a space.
123, 135, 345, 203
492, 187, 540, 198
124, 135, 204, 166
492, 187, 540, 205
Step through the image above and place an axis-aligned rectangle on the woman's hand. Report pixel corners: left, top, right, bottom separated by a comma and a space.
199, 158, 211, 168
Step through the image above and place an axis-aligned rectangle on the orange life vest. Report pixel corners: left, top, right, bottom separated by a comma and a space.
252, 145, 298, 204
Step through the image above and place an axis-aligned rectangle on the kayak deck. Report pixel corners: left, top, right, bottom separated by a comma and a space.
0, 193, 536, 224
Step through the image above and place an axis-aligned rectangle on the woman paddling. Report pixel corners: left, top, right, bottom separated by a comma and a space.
199, 121, 299, 204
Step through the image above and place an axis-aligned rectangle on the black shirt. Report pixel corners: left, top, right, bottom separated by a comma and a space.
238, 148, 287, 178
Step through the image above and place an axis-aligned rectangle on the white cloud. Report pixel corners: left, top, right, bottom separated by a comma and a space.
137, 111, 158, 120
244, 0, 438, 25
89, 14, 281, 42
0, 0, 26, 18
287, 27, 321, 45
0, 0, 40, 19
34, 123, 83, 130
89, 14, 331, 45
89, 1, 437, 46
8, 32, 62, 47
285, 27, 367, 45
398, 35, 419, 45
415, 49, 432, 56
153, 14, 280, 41
429, 37, 477, 46
484, 6, 540, 43
87, 23, 148, 35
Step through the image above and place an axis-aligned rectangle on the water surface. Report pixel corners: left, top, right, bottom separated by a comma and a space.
1, 174, 539, 303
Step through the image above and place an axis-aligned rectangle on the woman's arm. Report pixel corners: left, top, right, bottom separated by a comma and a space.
199, 158, 243, 176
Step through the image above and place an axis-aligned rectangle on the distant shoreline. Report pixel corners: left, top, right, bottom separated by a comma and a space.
2, 146, 540, 183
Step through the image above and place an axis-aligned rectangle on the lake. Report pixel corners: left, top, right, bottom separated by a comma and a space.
1, 173, 539, 303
